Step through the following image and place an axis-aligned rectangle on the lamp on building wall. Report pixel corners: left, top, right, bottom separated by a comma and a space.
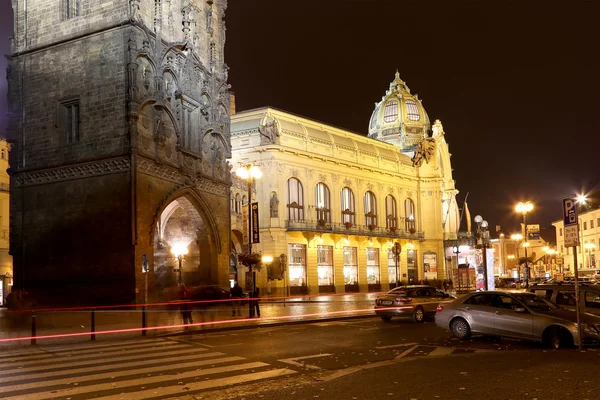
236, 163, 262, 318
171, 243, 188, 286
516, 202, 533, 288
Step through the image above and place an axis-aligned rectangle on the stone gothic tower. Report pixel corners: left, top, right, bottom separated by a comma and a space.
7, 0, 231, 306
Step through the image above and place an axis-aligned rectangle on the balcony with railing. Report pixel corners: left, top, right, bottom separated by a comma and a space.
286, 219, 425, 240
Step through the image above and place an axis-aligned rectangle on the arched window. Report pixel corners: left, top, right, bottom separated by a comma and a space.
230, 193, 235, 213
315, 182, 331, 223
242, 195, 247, 205
235, 194, 241, 214
404, 198, 416, 231
405, 100, 420, 121
385, 195, 397, 229
287, 178, 304, 221
364, 191, 377, 227
383, 100, 398, 123
341, 187, 355, 226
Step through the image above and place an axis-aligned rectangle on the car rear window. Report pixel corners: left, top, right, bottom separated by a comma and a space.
532, 289, 553, 300
585, 291, 600, 309
556, 291, 577, 306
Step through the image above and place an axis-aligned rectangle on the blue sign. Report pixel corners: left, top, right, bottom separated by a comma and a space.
562, 197, 578, 226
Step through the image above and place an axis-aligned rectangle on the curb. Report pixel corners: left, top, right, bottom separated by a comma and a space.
158, 313, 379, 338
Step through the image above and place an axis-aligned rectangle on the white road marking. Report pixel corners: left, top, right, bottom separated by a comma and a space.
3, 362, 270, 400
0, 351, 223, 384
428, 347, 455, 356
94, 368, 297, 400
278, 353, 332, 370
0, 355, 243, 393
394, 345, 419, 360
375, 342, 418, 349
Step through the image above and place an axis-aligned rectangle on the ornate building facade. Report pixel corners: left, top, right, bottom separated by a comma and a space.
7, 0, 231, 305
230, 73, 460, 296
0, 139, 11, 305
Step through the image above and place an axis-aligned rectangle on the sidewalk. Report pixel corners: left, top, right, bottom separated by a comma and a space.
0, 293, 381, 349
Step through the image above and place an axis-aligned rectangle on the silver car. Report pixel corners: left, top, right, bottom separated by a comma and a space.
375, 285, 454, 323
435, 291, 600, 349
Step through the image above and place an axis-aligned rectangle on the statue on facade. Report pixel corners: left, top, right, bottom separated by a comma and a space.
259, 116, 280, 144
412, 138, 436, 168
270, 192, 279, 218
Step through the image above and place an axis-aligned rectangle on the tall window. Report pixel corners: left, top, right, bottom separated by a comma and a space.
364, 191, 377, 227
315, 183, 331, 223
230, 194, 235, 213
341, 187, 355, 225
385, 195, 397, 229
65, 0, 81, 19
61, 99, 80, 143
405, 100, 420, 121
235, 194, 241, 214
287, 178, 304, 221
404, 198, 415, 231
383, 100, 398, 123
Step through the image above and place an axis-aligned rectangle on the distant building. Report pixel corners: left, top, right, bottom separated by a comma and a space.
553, 208, 600, 277
229, 73, 461, 295
7, 1, 232, 305
0, 138, 11, 305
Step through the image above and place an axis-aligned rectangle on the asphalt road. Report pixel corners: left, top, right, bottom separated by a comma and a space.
3, 316, 590, 400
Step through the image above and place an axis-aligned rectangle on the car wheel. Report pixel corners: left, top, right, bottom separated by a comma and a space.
544, 327, 573, 349
412, 306, 425, 323
450, 318, 471, 340
380, 316, 392, 322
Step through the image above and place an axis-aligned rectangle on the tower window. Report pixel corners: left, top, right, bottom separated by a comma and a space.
383, 101, 398, 123
64, 0, 81, 19
61, 99, 80, 144
405, 100, 420, 121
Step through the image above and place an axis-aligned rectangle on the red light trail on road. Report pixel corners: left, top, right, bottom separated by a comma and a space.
0, 306, 402, 343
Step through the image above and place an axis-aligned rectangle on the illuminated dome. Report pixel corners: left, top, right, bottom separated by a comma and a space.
368, 71, 430, 151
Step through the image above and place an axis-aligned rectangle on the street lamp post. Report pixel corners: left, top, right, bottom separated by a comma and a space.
474, 215, 489, 291
171, 243, 189, 287
516, 202, 533, 288
511, 234, 523, 285
236, 163, 262, 318
452, 244, 460, 291
393, 242, 401, 288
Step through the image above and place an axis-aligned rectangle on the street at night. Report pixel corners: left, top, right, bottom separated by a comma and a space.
1, 315, 599, 399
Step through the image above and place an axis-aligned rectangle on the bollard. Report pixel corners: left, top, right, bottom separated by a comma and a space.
31, 312, 36, 345
91, 308, 96, 341
142, 306, 147, 336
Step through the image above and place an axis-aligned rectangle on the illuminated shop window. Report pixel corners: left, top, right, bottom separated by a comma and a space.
343, 246, 358, 285
385, 195, 397, 229
383, 100, 398, 123
366, 248, 380, 284
341, 187, 355, 226
317, 245, 334, 286
287, 178, 304, 221
388, 249, 398, 284
288, 244, 307, 287
315, 182, 331, 223
405, 100, 420, 121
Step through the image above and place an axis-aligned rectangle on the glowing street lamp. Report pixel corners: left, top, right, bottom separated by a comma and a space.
515, 202, 534, 288
171, 243, 189, 286
236, 163, 262, 318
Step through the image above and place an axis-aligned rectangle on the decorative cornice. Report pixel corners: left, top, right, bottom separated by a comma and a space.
137, 157, 185, 184
13, 157, 131, 187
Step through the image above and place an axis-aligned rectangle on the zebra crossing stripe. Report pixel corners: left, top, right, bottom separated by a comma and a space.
3, 361, 271, 400
0, 340, 181, 364
0, 351, 224, 385
0, 355, 245, 395
0, 347, 203, 376
94, 368, 298, 400
0, 338, 171, 359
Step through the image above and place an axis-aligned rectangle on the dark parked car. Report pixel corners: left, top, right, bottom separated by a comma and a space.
374, 285, 454, 322
190, 285, 232, 307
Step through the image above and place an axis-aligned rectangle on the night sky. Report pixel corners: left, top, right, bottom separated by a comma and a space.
1, 1, 599, 234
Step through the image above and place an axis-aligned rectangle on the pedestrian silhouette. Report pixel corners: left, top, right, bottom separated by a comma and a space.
253, 286, 261, 318
230, 281, 243, 317
179, 285, 193, 325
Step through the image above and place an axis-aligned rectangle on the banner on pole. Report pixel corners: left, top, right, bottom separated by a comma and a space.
251, 202, 260, 243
